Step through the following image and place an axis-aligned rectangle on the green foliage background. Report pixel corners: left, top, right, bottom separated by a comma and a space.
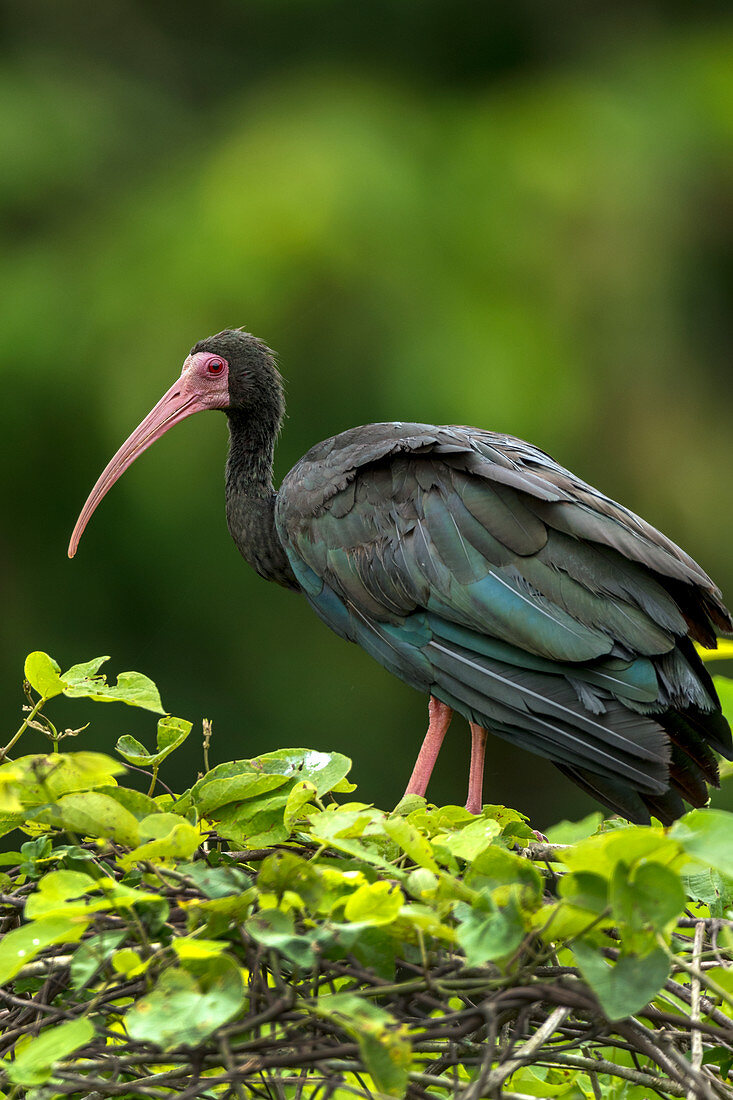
3, 2, 733, 825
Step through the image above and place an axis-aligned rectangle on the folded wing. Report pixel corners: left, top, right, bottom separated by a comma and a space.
276, 423, 732, 822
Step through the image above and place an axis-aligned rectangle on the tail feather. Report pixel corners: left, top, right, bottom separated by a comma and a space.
553, 762, 653, 824
426, 636, 671, 794
422, 614, 731, 823
555, 761, 687, 826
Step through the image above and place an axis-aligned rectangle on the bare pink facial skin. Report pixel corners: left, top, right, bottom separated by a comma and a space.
68, 352, 230, 558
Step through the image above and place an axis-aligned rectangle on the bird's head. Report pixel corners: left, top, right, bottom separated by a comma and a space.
68, 328, 281, 558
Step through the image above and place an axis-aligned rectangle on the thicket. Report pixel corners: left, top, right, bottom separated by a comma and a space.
1, 650, 733, 1100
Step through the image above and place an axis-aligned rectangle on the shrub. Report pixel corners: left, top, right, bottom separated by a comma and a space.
1, 651, 733, 1099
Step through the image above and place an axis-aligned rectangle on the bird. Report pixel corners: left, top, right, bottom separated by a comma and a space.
68, 328, 733, 824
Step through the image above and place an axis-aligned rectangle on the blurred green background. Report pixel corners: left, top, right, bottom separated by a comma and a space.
3, 1, 732, 829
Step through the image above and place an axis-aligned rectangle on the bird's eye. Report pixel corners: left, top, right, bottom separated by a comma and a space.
207, 357, 226, 375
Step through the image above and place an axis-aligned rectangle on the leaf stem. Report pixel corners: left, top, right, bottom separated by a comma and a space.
0, 694, 47, 761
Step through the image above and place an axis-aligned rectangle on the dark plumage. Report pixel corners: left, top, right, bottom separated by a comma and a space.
69, 329, 733, 824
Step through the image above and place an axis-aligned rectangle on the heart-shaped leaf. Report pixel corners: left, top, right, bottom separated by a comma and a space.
126, 955, 244, 1048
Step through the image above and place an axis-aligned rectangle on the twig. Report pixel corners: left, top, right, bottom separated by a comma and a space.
478, 1006, 571, 1095
690, 921, 707, 1100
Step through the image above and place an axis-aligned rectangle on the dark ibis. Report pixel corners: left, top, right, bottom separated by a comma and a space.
69, 329, 733, 823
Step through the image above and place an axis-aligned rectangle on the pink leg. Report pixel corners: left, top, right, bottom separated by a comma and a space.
466, 722, 488, 814
404, 696, 453, 799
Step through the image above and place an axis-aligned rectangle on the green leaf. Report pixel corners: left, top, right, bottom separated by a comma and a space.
558, 871, 608, 915
0, 915, 90, 984
344, 880, 403, 925
213, 798, 290, 848
405, 867, 439, 901
189, 767, 289, 815
393, 793, 427, 816
435, 816, 502, 861
258, 851, 324, 909
308, 809, 396, 873
560, 825, 681, 877
97, 785, 161, 820
112, 947, 146, 977
684, 868, 733, 917
545, 811, 603, 845
2, 752, 125, 809
347, 924, 398, 979
383, 816, 438, 871
332, 776, 358, 794
253, 748, 352, 796
313, 993, 411, 1096
670, 808, 733, 878
61, 657, 165, 713
572, 941, 670, 1019
114, 735, 149, 765
25, 870, 97, 919
173, 937, 226, 961
98, 878, 162, 909
176, 860, 252, 899
60, 656, 109, 681
24, 652, 65, 699
118, 815, 202, 870
116, 715, 192, 767
702, 1047, 733, 1079
126, 955, 244, 1049
455, 894, 525, 965
244, 908, 316, 969
34, 790, 141, 845
465, 846, 542, 902
7, 1018, 95, 1086
156, 713, 192, 752
283, 780, 318, 828
0, 765, 24, 814
610, 861, 686, 932
70, 930, 126, 989
19, 836, 53, 877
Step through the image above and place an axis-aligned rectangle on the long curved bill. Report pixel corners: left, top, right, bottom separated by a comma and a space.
68, 378, 209, 558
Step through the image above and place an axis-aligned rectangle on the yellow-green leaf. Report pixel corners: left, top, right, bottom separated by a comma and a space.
116, 715, 192, 767
62, 657, 165, 713
435, 816, 502, 861
3, 752, 125, 809
0, 915, 90, 984
7, 1018, 95, 1086
35, 790, 141, 845
118, 817, 201, 870
24, 652, 65, 699
25, 870, 97, 920
126, 955, 244, 1049
344, 880, 403, 925
284, 780, 318, 828
312, 993, 411, 1096
383, 815, 438, 871
173, 938, 226, 960
112, 947, 147, 978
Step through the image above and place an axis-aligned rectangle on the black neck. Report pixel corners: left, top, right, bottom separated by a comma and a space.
224, 410, 299, 590
225, 408, 278, 498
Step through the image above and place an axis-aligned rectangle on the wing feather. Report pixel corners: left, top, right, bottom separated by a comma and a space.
275, 421, 732, 820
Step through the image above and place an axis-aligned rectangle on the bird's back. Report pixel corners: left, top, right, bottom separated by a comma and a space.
276, 422, 732, 822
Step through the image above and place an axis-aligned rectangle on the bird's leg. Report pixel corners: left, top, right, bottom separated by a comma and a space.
466, 722, 488, 815
403, 696, 453, 800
